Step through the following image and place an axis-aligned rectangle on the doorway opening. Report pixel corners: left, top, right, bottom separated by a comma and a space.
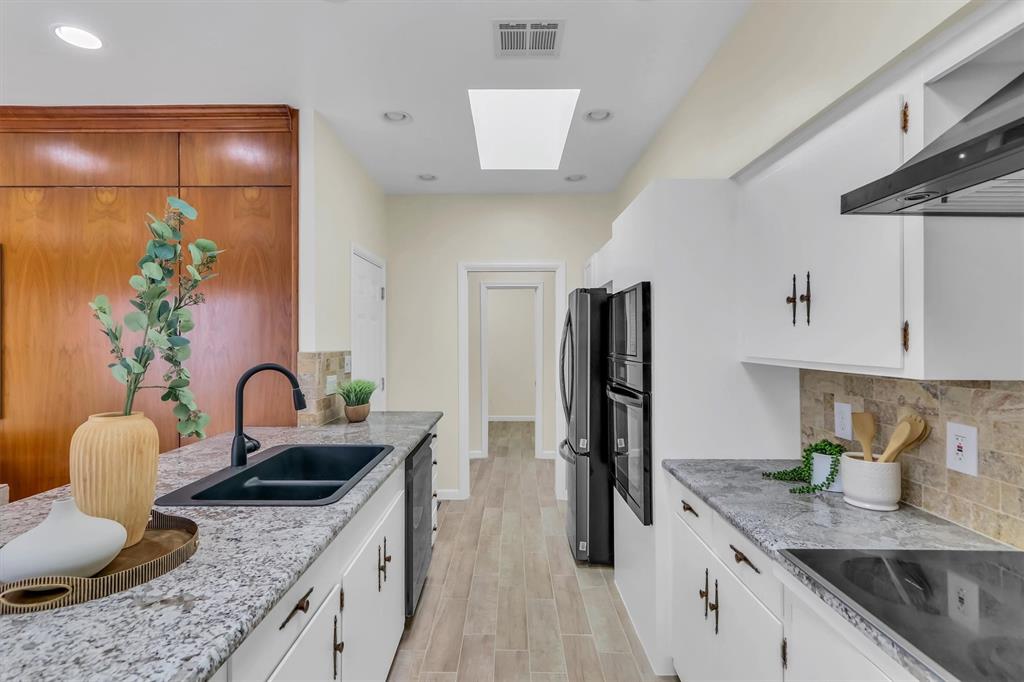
350, 245, 387, 409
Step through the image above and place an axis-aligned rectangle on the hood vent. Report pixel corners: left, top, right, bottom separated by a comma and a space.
841, 71, 1024, 217
494, 21, 564, 58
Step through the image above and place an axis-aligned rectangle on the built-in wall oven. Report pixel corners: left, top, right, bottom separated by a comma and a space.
607, 282, 652, 525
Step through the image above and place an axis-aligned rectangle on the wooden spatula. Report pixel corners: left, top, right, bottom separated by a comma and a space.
878, 413, 928, 463
852, 412, 875, 462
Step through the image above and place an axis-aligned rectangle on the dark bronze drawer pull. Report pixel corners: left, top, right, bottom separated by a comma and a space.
279, 587, 313, 629
729, 544, 761, 574
786, 273, 798, 326
698, 567, 709, 619
681, 499, 699, 517
708, 579, 720, 634
332, 615, 344, 679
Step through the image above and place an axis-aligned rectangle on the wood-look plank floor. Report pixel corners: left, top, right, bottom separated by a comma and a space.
389, 422, 676, 682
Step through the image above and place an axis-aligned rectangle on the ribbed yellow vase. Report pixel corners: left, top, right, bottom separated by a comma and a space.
70, 412, 159, 547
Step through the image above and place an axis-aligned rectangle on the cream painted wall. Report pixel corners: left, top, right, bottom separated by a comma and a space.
486, 289, 535, 418
467, 271, 557, 455
385, 194, 616, 492
617, 0, 974, 209
298, 110, 387, 352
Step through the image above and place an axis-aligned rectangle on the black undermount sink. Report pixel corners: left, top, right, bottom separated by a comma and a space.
155, 444, 394, 506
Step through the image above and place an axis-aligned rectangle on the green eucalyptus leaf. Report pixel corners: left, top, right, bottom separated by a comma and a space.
172, 402, 192, 419
168, 378, 189, 389
157, 300, 171, 322
89, 295, 111, 313
161, 390, 176, 402
142, 285, 167, 303
141, 262, 164, 280
188, 244, 203, 265
147, 328, 171, 348
126, 358, 145, 374
168, 336, 190, 347
149, 220, 173, 240
167, 196, 198, 220
196, 413, 211, 429
129, 275, 148, 292
174, 345, 192, 361
193, 238, 218, 253
186, 264, 202, 281
129, 299, 146, 311
124, 311, 148, 332
176, 420, 197, 435
95, 311, 115, 330
154, 243, 175, 260
110, 365, 129, 384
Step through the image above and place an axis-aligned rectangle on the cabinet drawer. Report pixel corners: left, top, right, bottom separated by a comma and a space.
268, 584, 342, 682
669, 478, 712, 540
710, 512, 782, 617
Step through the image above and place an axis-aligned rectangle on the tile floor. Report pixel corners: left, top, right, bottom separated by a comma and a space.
388, 421, 676, 682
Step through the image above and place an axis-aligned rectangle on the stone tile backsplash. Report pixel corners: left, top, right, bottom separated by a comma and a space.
296, 351, 351, 426
800, 370, 1024, 548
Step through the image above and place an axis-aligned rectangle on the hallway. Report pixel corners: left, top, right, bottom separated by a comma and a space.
389, 421, 669, 681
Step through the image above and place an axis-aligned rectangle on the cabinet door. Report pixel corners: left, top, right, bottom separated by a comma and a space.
739, 89, 905, 370
671, 515, 718, 682
784, 591, 892, 682
268, 584, 342, 682
711, 551, 784, 682
340, 490, 405, 681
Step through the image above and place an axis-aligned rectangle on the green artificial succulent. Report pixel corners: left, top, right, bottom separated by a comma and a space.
337, 379, 377, 407
89, 196, 223, 438
762, 439, 845, 494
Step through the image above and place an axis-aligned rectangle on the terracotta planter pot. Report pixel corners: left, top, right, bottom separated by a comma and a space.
70, 412, 159, 547
344, 403, 371, 423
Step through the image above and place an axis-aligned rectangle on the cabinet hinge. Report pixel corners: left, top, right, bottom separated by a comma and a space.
339, 588, 345, 610
902, 320, 910, 352
901, 101, 910, 134
381, 286, 386, 301
781, 637, 788, 669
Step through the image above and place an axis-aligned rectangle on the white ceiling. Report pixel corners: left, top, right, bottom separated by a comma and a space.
0, 0, 749, 194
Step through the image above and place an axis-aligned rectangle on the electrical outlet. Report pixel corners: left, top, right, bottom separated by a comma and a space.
343, 355, 352, 374
834, 402, 853, 440
946, 421, 978, 476
325, 374, 338, 396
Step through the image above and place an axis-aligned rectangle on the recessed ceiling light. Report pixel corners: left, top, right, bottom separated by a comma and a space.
584, 109, 612, 122
417, 173, 437, 182
468, 89, 580, 170
383, 111, 412, 123
565, 174, 587, 182
54, 25, 103, 50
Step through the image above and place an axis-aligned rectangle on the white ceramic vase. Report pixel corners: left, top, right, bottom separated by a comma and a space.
0, 499, 127, 583
810, 453, 843, 492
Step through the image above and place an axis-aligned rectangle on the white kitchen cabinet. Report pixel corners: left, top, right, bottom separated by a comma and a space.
269, 585, 343, 682
339, 490, 406, 682
672, 514, 784, 682
736, 5, 1024, 379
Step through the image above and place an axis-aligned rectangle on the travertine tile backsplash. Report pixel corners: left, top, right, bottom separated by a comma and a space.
296, 351, 351, 426
800, 370, 1024, 548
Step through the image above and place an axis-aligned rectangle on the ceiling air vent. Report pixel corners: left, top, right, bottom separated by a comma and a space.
494, 20, 564, 58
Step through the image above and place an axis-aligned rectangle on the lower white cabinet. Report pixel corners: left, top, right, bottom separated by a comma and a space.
672, 514, 783, 682
269, 585, 343, 682
339, 490, 406, 682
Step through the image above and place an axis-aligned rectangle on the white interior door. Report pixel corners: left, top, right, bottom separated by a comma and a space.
351, 249, 386, 409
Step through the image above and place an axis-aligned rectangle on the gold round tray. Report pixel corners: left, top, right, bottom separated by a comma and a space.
0, 510, 198, 615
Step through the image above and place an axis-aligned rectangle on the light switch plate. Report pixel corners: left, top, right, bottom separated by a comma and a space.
834, 402, 853, 440
325, 374, 338, 396
946, 421, 978, 476
344, 355, 352, 373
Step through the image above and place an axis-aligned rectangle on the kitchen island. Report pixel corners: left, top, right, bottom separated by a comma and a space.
0, 411, 442, 682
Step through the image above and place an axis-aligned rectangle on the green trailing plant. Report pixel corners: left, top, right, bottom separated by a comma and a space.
763, 439, 845, 494
89, 196, 223, 438
337, 379, 376, 407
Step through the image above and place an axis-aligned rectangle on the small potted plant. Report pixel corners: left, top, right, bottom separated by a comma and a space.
763, 440, 845, 494
337, 379, 376, 423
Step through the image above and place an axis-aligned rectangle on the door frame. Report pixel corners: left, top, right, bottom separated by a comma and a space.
455, 261, 566, 501
350, 243, 387, 409
479, 281, 544, 461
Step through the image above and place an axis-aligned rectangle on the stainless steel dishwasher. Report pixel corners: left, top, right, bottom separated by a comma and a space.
405, 433, 434, 616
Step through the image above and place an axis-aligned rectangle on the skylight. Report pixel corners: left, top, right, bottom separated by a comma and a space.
468, 89, 580, 170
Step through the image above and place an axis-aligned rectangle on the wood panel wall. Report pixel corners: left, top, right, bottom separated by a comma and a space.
0, 106, 299, 501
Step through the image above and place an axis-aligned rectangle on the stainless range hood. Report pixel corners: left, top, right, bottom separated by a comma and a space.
841, 71, 1024, 217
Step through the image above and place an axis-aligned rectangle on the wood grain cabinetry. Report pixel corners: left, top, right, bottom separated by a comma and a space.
0, 106, 298, 501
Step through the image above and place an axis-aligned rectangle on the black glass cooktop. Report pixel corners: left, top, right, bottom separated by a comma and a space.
783, 549, 1024, 682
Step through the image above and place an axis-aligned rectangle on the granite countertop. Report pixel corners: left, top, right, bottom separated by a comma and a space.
661, 459, 1009, 681
0, 411, 442, 682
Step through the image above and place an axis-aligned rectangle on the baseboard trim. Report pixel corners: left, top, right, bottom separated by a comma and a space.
436, 488, 467, 501
538, 450, 556, 460
469, 450, 485, 460
487, 416, 535, 422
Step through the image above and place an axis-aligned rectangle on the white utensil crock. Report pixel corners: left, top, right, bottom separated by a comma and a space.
840, 452, 901, 511
0, 499, 127, 583
810, 453, 843, 492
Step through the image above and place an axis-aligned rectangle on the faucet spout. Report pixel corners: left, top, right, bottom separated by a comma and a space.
231, 362, 307, 467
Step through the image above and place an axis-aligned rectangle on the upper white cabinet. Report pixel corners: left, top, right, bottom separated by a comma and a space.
736, 5, 1024, 380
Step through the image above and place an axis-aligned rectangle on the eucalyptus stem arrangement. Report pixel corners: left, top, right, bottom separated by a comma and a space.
763, 439, 845, 494
88, 196, 222, 438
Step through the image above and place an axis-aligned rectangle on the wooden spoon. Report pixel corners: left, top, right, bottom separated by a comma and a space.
852, 412, 875, 462
877, 419, 922, 463
879, 414, 929, 462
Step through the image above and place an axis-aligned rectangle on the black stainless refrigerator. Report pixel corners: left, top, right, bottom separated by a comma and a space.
558, 287, 613, 564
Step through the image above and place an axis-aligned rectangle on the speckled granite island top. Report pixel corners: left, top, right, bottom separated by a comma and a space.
0, 411, 442, 682
662, 459, 1011, 682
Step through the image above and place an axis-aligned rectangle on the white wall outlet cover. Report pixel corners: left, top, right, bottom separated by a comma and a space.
946, 421, 978, 476
325, 374, 338, 396
834, 402, 853, 440
344, 355, 352, 373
